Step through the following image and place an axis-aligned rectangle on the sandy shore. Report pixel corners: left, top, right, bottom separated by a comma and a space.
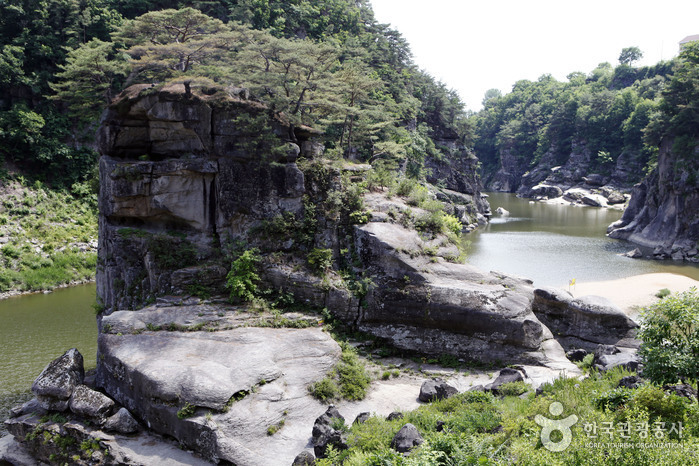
563, 273, 699, 321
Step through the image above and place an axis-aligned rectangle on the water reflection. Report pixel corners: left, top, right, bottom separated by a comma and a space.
467, 193, 699, 287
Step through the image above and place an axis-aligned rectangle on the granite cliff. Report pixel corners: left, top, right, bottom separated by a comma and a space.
607, 138, 699, 261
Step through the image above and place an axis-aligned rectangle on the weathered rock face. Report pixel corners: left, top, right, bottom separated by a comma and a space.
96, 303, 341, 465
97, 85, 308, 311
532, 287, 639, 351
607, 138, 699, 261
424, 141, 490, 218
87, 86, 640, 465
31, 348, 84, 411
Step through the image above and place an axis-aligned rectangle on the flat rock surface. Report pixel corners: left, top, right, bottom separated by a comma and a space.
97, 317, 341, 466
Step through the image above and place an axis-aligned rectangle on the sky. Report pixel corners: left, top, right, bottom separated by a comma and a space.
369, 0, 699, 111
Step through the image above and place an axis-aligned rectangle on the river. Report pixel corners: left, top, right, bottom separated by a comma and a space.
467, 192, 699, 287
0, 283, 97, 435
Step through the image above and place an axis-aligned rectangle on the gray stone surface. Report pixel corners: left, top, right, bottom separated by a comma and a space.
390, 423, 423, 453
292, 450, 316, 465
0, 435, 41, 466
96, 322, 340, 465
418, 379, 458, 402
312, 406, 348, 458
484, 368, 525, 393
103, 407, 139, 434
533, 287, 638, 350
69, 385, 115, 421
31, 348, 84, 411
607, 138, 699, 262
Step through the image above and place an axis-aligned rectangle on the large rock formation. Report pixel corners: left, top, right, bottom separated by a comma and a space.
69, 85, 640, 464
607, 138, 699, 261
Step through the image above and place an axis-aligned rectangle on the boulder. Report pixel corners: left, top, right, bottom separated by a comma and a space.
618, 376, 643, 390
312, 407, 348, 459
418, 379, 458, 402
581, 193, 608, 207
593, 345, 641, 372
69, 385, 115, 421
390, 423, 423, 453
622, 248, 643, 258
495, 207, 510, 216
31, 348, 85, 411
352, 221, 565, 365
292, 451, 315, 465
530, 184, 563, 198
484, 368, 524, 393
662, 384, 698, 400
532, 288, 638, 350
353, 412, 371, 425
387, 412, 404, 421
103, 407, 139, 434
605, 191, 626, 205
96, 321, 341, 465
565, 349, 588, 362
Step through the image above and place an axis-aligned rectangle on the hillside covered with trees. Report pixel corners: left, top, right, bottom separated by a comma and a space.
0, 0, 480, 293
472, 43, 698, 195
0, 0, 473, 184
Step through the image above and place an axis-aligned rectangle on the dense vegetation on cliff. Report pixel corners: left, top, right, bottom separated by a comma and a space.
0, 0, 476, 293
1, 0, 471, 181
473, 43, 698, 191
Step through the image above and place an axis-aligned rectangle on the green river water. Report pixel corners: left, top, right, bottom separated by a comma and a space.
0, 283, 97, 435
1, 193, 698, 435
467, 193, 699, 287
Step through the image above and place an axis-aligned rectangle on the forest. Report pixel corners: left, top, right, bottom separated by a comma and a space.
473, 44, 699, 188
0, 0, 471, 189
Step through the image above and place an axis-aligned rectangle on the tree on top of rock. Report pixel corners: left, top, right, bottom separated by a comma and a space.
116, 8, 233, 83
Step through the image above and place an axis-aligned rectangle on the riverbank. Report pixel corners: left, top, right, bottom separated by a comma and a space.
566, 272, 699, 320
0, 178, 97, 293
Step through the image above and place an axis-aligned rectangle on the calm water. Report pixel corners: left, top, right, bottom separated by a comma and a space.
467, 193, 699, 287
0, 283, 97, 434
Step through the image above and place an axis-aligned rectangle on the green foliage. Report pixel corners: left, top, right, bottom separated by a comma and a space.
330, 367, 699, 465
655, 288, 671, 299
147, 233, 197, 270
308, 248, 333, 275
309, 376, 340, 402
639, 287, 699, 400
310, 344, 370, 402
498, 381, 529, 397
473, 55, 675, 185
619, 46, 643, 66
176, 402, 196, 419
336, 344, 371, 400
226, 248, 260, 303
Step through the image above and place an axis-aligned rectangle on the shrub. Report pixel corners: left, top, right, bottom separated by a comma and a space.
498, 381, 529, 397
594, 387, 632, 411
655, 288, 671, 299
226, 248, 260, 303
308, 248, 333, 275
309, 377, 339, 401
177, 402, 196, 419
639, 287, 699, 401
310, 345, 371, 402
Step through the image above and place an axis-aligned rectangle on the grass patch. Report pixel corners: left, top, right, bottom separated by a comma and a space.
310, 343, 371, 402
319, 367, 699, 465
